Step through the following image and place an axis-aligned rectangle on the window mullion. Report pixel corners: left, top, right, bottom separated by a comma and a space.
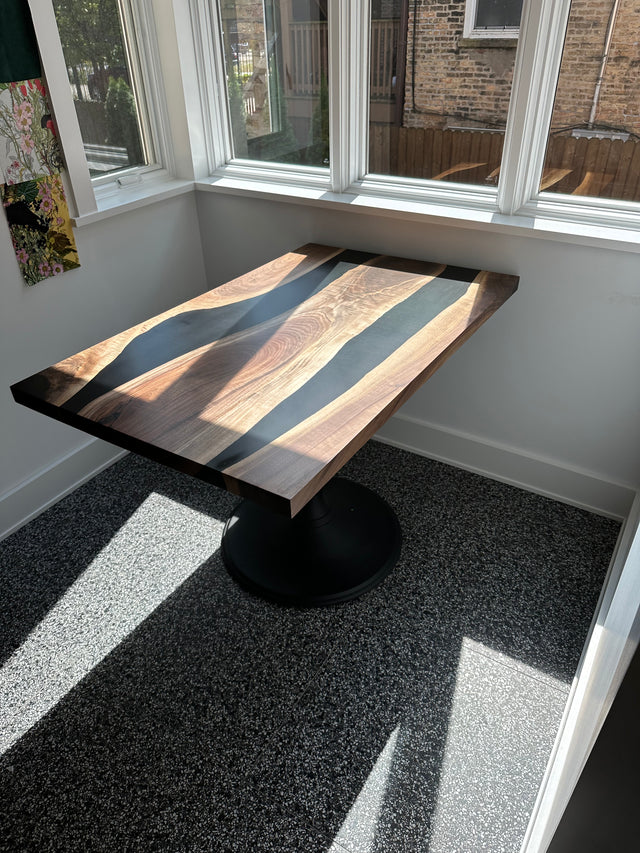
124, 0, 173, 175
328, 0, 346, 192
328, 0, 369, 193
28, 0, 97, 217
192, 0, 233, 171
498, 0, 572, 215
351, 0, 371, 186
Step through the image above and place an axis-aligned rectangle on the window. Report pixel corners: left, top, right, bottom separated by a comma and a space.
369, 0, 522, 185
219, 1, 329, 168
199, 0, 640, 234
30, 0, 637, 235
539, 0, 640, 202
52, 0, 158, 182
464, 0, 524, 39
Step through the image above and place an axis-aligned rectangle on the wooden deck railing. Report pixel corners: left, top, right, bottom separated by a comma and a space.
288, 22, 328, 95
370, 19, 400, 99
286, 20, 398, 98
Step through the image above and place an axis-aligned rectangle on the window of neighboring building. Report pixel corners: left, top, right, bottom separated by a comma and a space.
463, 0, 524, 39
52, 0, 156, 180
219, 0, 329, 168
539, 0, 640, 203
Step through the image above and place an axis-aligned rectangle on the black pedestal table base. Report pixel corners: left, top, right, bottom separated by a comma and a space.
221, 477, 402, 606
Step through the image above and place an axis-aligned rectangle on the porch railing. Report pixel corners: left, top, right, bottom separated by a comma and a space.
285, 19, 399, 98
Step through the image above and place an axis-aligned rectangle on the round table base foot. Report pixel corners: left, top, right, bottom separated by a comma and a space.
222, 478, 401, 606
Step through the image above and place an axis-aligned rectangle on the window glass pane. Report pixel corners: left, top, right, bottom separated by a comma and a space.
540, 0, 640, 202
53, 0, 150, 178
369, 1, 521, 185
220, 1, 329, 167
475, 0, 522, 30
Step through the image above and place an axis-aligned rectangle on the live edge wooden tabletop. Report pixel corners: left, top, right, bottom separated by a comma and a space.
11, 245, 518, 517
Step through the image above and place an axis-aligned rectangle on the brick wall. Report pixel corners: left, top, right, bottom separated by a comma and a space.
402, 0, 639, 136
220, 0, 266, 48
373, 0, 402, 17
402, 0, 517, 130
551, 0, 640, 136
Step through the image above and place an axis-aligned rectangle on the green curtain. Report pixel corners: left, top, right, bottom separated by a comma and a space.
0, 0, 41, 84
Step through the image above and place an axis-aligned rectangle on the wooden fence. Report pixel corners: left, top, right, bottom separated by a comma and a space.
369, 126, 504, 185
369, 126, 640, 201
543, 134, 640, 201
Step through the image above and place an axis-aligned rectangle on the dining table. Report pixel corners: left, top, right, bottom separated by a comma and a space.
11, 244, 518, 605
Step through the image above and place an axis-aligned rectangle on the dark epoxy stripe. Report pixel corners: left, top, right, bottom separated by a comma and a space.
61, 249, 376, 415
207, 265, 479, 472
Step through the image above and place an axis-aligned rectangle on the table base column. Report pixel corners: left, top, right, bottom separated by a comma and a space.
221, 478, 402, 606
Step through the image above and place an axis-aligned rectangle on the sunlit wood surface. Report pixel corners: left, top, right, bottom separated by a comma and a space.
11, 244, 518, 516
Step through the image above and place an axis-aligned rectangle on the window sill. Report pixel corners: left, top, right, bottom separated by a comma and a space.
71, 176, 194, 227
459, 37, 518, 49
196, 174, 640, 254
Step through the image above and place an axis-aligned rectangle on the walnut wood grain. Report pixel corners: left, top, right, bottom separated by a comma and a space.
11, 245, 518, 516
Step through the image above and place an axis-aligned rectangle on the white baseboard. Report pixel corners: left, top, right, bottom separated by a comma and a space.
375, 413, 636, 520
1, 414, 634, 541
0, 440, 127, 541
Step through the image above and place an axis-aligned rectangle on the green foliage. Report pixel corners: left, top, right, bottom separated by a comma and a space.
105, 77, 142, 165
253, 77, 300, 165
53, 0, 125, 69
306, 74, 329, 167
20, 180, 39, 205
227, 69, 248, 158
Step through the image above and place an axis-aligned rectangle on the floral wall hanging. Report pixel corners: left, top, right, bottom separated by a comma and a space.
2, 173, 80, 285
0, 78, 63, 183
1, 2, 80, 286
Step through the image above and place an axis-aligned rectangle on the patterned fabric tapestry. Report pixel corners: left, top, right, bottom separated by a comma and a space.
1, 1, 80, 285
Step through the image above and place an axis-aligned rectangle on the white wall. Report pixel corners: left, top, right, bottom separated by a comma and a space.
1, 192, 208, 538
196, 190, 640, 517
2, 185, 638, 537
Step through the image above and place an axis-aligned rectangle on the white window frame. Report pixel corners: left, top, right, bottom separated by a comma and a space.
28, 0, 175, 219
194, 0, 334, 192
87, 0, 171, 189
194, 0, 640, 244
463, 0, 523, 40
499, 0, 640, 233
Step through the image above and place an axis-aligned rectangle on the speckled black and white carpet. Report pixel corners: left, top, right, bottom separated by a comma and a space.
0, 441, 620, 853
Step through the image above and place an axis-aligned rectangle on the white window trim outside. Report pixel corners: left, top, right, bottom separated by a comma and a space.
28, 0, 177, 221
463, 0, 521, 39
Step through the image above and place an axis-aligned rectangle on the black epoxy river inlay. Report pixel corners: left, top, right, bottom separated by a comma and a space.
206, 265, 479, 472
62, 249, 377, 415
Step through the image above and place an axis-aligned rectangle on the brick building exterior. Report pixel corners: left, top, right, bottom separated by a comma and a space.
403, 0, 640, 137
550, 0, 640, 136
402, 0, 517, 130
